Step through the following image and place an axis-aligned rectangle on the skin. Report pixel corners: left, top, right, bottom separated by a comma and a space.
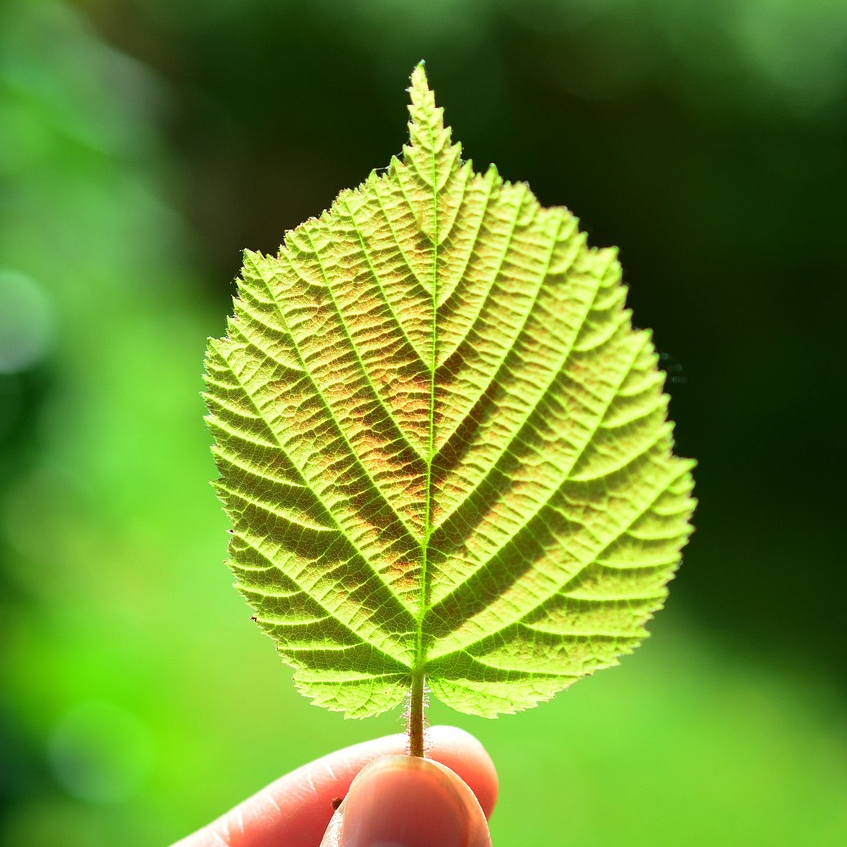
170, 726, 497, 847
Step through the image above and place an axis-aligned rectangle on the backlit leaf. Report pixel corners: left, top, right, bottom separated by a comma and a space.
203, 64, 695, 719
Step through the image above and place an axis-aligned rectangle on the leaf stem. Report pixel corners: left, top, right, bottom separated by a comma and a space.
407, 671, 426, 757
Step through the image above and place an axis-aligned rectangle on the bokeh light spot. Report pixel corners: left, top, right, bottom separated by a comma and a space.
0, 270, 54, 374
47, 701, 155, 805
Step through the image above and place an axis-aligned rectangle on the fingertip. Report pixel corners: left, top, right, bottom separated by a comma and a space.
323, 755, 491, 847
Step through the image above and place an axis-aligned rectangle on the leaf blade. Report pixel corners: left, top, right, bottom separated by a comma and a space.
204, 63, 695, 719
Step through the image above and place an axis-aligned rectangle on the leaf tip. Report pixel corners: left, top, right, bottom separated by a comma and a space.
410, 59, 428, 88
406, 60, 443, 135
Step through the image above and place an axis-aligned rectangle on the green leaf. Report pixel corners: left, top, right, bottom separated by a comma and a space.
203, 64, 695, 720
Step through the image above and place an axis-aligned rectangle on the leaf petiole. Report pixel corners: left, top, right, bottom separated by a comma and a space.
407, 671, 426, 757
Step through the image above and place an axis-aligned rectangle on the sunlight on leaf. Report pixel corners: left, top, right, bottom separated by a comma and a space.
203, 63, 695, 719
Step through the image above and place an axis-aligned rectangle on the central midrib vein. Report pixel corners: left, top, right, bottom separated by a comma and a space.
414, 124, 439, 679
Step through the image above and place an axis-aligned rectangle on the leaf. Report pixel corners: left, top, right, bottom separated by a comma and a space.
203, 64, 695, 720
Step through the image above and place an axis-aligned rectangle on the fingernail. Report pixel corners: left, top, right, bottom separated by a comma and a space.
328, 755, 482, 847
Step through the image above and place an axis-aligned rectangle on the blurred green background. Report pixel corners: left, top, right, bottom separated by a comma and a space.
1, 0, 846, 844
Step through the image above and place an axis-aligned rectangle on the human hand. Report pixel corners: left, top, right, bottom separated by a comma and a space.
170, 725, 497, 847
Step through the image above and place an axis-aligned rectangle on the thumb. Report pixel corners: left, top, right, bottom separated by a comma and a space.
320, 754, 492, 847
